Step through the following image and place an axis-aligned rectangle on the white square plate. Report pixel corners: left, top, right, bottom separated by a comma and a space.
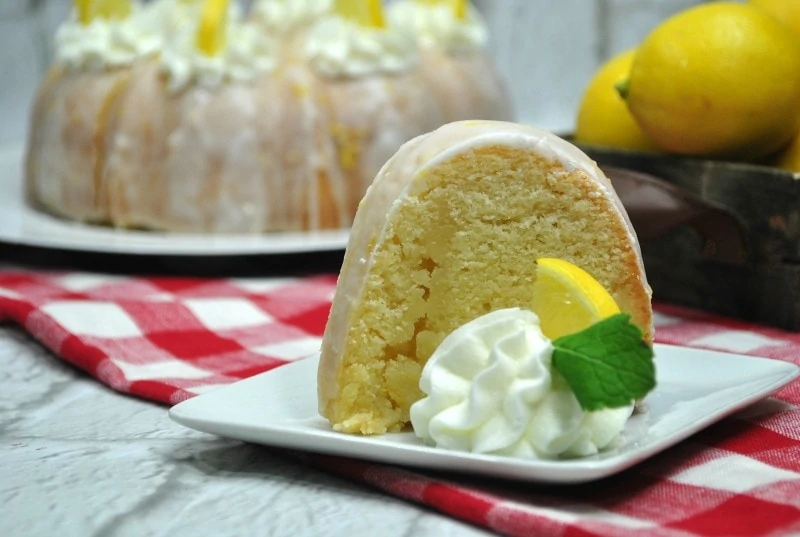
169, 344, 799, 484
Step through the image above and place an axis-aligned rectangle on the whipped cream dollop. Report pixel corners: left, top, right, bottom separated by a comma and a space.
387, 1, 488, 52
156, 0, 242, 36
305, 16, 419, 77
161, 21, 276, 93
55, 4, 162, 70
253, 0, 332, 33
410, 308, 634, 459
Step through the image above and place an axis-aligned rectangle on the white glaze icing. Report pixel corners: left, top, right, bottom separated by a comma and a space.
305, 16, 419, 77
387, 0, 487, 51
26, 68, 132, 222
55, 3, 162, 70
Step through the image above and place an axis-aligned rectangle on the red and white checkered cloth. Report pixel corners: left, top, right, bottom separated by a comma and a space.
1, 270, 799, 537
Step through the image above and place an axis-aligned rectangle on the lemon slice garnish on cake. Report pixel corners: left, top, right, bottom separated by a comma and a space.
452, 0, 468, 20
334, 0, 386, 28
75, 0, 93, 24
196, 0, 230, 56
75, 0, 132, 25
532, 258, 621, 340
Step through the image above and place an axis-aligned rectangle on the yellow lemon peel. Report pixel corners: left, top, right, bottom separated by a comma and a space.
625, 2, 800, 160
75, 0, 131, 25
531, 258, 621, 340
334, 0, 385, 28
453, 0, 467, 21
575, 49, 658, 152
750, 0, 800, 35
196, 0, 230, 57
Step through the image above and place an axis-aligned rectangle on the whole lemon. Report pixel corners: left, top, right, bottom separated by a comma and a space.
751, 0, 800, 35
575, 49, 658, 152
774, 133, 800, 172
624, 2, 800, 160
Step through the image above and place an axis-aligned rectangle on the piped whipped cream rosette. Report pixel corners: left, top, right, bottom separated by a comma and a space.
160, 0, 277, 92
410, 309, 655, 459
387, 0, 488, 52
410, 259, 656, 460
156, 0, 243, 37
306, 0, 419, 78
56, 0, 162, 70
252, 0, 333, 34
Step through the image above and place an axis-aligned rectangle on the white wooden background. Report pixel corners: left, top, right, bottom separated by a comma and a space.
0, 0, 704, 147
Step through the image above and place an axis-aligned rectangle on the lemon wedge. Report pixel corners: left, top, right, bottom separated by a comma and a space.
334, 0, 385, 28
452, 0, 467, 21
75, 0, 131, 25
196, 0, 229, 57
532, 258, 620, 340
94, 0, 132, 20
75, 0, 93, 24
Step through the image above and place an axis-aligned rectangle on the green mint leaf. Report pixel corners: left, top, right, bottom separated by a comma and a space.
551, 314, 655, 412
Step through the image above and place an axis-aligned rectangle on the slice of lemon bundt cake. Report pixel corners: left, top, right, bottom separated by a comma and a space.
318, 120, 653, 435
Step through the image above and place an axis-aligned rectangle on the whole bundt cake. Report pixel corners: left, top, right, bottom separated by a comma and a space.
25, 0, 512, 233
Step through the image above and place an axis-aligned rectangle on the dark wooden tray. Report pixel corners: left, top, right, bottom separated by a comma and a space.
577, 143, 800, 331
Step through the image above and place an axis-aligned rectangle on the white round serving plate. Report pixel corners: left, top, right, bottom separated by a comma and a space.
0, 144, 350, 256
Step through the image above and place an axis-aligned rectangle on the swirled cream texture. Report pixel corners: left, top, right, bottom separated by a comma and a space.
155, 0, 242, 36
305, 16, 418, 77
161, 22, 276, 93
55, 5, 162, 70
387, 1, 487, 52
253, 0, 332, 33
410, 308, 634, 459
